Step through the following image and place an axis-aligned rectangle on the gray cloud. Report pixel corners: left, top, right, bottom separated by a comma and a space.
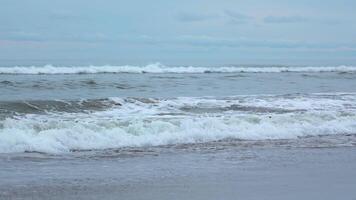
1, 0, 356, 64
127, 35, 356, 51
0, 30, 113, 43
264, 15, 308, 23
3, 31, 355, 51
176, 12, 219, 22
224, 10, 252, 24
224, 10, 251, 20
0, 31, 45, 42
49, 10, 79, 20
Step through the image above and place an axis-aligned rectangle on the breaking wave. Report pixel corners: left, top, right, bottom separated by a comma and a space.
1, 93, 356, 154
0, 94, 356, 153
1, 63, 356, 74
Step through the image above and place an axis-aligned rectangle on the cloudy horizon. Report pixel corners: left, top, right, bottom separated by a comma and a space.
1, 0, 355, 66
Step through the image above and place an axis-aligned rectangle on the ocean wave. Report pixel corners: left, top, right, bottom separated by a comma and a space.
1, 63, 356, 74
1, 93, 356, 154
0, 99, 119, 115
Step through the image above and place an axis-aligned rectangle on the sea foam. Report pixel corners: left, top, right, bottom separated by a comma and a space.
1, 63, 356, 74
1, 93, 356, 154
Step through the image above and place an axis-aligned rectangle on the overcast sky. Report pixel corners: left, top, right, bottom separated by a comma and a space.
1, 0, 355, 65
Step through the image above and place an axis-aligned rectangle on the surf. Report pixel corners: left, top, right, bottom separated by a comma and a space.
1, 63, 356, 74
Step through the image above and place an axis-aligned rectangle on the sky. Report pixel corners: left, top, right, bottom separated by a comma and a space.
0, 0, 356, 66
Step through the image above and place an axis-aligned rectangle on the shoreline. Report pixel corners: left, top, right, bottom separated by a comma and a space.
1, 146, 355, 200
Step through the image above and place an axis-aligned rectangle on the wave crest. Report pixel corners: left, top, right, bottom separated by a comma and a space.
1, 93, 356, 154
1, 63, 356, 74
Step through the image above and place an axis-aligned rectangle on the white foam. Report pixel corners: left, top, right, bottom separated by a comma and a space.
1, 63, 356, 74
1, 94, 356, 154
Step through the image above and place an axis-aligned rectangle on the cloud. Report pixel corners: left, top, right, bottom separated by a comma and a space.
224, 10, 251, 20
264, 15, 308, 23
224, 10, 252, 24
176, 12, 219, 22
0, 31, 45, 42
49, 10, 83, 21
3, 30, 355, 52
0, 30, 112, 43
133, 35, 356, 51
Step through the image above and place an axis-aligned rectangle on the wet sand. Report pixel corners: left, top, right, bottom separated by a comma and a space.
1, 147, 356, 200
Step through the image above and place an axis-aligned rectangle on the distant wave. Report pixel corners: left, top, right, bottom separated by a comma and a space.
1, 63, 356, 74
1, 93, 356, 154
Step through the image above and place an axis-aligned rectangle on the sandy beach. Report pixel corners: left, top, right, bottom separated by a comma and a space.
1, 146, 355, 200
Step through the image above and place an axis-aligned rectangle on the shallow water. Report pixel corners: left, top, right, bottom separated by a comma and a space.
1, 147, 356, 200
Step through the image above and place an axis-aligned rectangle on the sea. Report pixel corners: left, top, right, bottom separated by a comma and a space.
1, 63, 356, 155
1, 63, 356, 199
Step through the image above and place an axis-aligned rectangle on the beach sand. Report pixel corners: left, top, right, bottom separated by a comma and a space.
1, 146, 355, 200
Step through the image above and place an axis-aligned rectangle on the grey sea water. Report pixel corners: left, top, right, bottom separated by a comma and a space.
1, 64, 356, 155
1, 69, 356, 101
1, 64, 356, 199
